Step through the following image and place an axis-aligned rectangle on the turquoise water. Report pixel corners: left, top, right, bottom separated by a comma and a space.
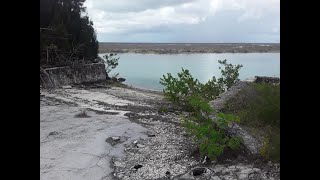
100, 53, 280, 91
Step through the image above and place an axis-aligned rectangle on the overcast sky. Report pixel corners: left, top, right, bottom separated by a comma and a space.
84, 0, 280, 43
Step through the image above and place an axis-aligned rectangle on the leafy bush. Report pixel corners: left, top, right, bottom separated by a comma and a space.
185, 95, 213, 115
200, 77, 224, 100
158, 106, 169, 113
160, 60, 243, 107
160, 68, 202, 106
103, 53, 119, 74
217, 60, 243, 91
181, 108, 241, 159
160, 60, 243, 160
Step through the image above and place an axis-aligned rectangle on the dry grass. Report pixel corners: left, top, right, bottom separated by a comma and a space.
223, 83, 280, 162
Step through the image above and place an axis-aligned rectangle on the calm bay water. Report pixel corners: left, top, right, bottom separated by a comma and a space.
99, 53, 280, 91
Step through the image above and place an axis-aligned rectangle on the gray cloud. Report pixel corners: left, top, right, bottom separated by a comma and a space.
86, 0, 196, 12
85, 0, 280, 43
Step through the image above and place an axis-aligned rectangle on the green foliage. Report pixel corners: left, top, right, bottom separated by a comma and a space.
218, 60, 243, 91
216, 113, 240, 128
254, 84, 280, 127
186, 95, 213, 115
236, 83, 280, 127
182, 112, 240, 160
260, 130, 280, 162
160, 60, 243, 160
103, 53, 120, 74
200, 77, 224, 100
160, 68, 202, 106
158, 106, 169, 113
160, 60, 243, 107
228, 137, 241, 150
40, 0, 99, 67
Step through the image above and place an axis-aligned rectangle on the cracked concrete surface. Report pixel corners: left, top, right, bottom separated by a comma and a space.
40, 87, 158, 180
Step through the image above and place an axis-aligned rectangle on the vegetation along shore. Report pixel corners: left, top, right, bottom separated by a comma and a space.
99, 42, 280, 54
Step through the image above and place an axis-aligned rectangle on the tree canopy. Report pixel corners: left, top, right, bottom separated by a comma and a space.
40, 0, 99, 67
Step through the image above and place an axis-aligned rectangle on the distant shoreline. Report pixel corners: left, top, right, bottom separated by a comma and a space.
99, 42, 280, 54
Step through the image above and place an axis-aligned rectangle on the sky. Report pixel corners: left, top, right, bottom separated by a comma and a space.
84, 0, 280, 43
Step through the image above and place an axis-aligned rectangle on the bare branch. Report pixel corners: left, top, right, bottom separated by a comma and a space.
68, 43, 86, 61
40, 67, 55, 88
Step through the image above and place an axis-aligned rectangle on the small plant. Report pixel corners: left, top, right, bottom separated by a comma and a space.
185, 95, 213, 115
160, 68, 202, 106
228, 136, 241, 150
181, 104, 241, 159
200, 77, 224, 100
217, 59, 243, 91
75, 110, 90, 118
158, 106, 169, 113
103, 53, 119, 74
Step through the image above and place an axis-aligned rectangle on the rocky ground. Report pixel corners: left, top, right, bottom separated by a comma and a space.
40, 84, 279, 180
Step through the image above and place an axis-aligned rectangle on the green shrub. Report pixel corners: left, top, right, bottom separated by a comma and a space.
158, 106, 169, 113
160, 60, 243, 160
181, 110, 241, 159
200, 77, 224, 100
103, 53, 119, 74
160, 60, 243, 106
217, 60, 243, 91
185, 95, 213, 115
160, 68, 202, 106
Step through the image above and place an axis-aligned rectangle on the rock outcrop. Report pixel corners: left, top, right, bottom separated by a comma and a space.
118, 77, 126, 82
40, 63, 107, 88
254, 76, 280, 84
